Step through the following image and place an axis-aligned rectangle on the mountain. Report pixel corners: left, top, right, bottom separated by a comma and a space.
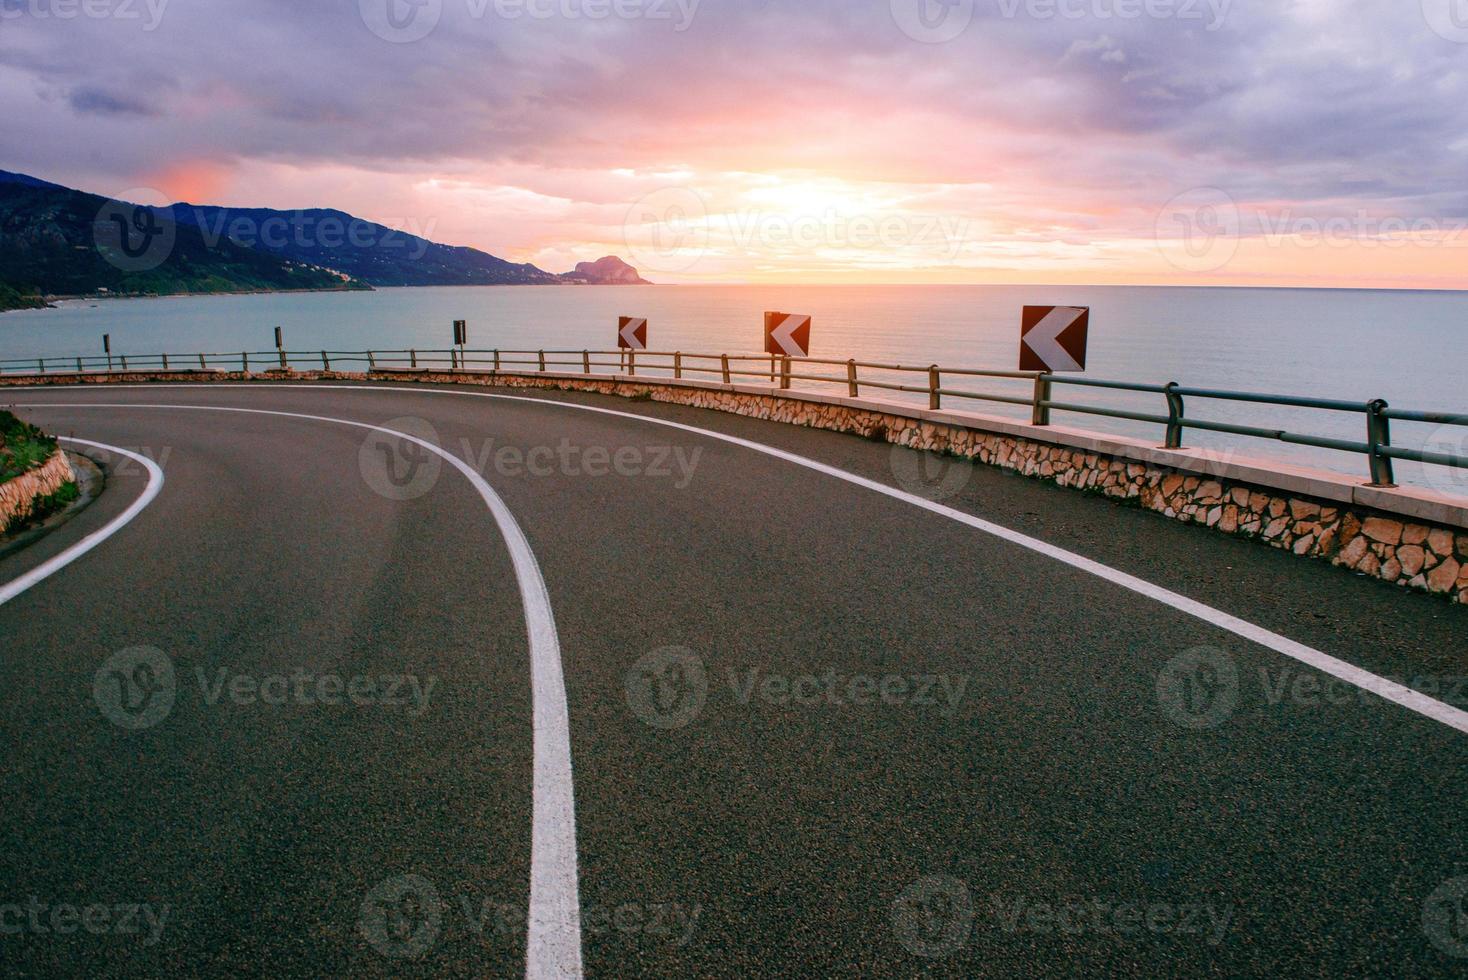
169, 204, 564, 287
0, 172, 367, 310
561, 255, 651, 285
0, 169, 653, 311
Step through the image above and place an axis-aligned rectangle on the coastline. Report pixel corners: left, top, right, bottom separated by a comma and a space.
2, 278, 660, 314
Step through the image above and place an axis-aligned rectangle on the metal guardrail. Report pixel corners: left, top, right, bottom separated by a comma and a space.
3, 347, 1465, 488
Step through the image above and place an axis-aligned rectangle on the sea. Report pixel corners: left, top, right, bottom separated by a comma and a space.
2, 284, 1465, 494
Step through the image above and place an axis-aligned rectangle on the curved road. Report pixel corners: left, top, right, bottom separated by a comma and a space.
2, 381, 1466, 977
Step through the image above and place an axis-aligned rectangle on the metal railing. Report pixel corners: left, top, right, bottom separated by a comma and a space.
2, 347, 1465, 488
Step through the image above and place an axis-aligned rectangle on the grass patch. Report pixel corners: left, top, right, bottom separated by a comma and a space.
0, 410, 60, 483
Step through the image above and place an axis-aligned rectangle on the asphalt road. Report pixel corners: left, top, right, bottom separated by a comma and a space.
1, 381, 1465, 978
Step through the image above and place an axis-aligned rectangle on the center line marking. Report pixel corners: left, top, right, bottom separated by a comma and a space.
10, 402, 582, 979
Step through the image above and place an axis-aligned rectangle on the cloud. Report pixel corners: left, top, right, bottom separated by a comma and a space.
0, 0, 1464, 283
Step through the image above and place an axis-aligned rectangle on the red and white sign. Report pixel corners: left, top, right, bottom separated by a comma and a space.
1020, 306, 1089, 372
764, 312, 811, 358
618, 316, 648, 350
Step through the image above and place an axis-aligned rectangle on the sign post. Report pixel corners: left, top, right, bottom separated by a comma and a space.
453, 320, 467, 369
1020, 306, 1089, 373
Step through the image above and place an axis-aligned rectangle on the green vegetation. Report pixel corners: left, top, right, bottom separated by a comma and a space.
0, 282, 48, 313
0, 410, 59, 483
0, 181, 370, 306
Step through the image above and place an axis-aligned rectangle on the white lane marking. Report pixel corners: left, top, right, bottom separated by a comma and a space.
24, 383, 1462, 737
0, 439, 164, 608
14, 403, 583, 979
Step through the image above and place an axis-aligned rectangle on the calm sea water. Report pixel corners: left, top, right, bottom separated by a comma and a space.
2, 284, 1466, 493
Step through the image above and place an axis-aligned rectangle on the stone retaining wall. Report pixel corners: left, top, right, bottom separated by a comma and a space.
3, 367, 1465, 604
0, 449, 77, 532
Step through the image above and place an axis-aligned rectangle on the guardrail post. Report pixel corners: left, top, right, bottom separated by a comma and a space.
410, 348, 417, 368
583, 350, 591, 374
1163, 382, 1186, 449
451, 348, 459, 370
847, 359, 858, 398
1366, 399, 1397, 487
121, 355, 128, 371
721, 354, 731, 385
321, 351, 330, 371
161, 353, 168, 370
780, 356, 792, 390
674, 351, 682, 380
493, 349, 500, 372
367, 351, 375, 370
76, 357, 83, 373
538, 350, 546, 372
929, 365, 941, 410
242, 352, 249, 373
1031, 373, 1052, 426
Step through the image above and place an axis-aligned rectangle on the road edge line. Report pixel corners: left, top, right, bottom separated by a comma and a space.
0, 438, 164, 608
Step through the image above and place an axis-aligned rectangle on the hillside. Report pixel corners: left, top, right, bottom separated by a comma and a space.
170, 205, 564, 287
0, 176, 367, 310
561, 255, 651, 285
0, 169, 653, 310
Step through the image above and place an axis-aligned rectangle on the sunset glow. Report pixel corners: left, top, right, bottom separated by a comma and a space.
4, 1, 1467, 287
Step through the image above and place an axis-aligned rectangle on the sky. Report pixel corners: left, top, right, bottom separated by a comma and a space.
3, 0, 1468, 286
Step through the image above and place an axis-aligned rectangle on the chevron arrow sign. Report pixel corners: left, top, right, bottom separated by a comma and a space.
1020, 306, 1089, 372
764, 312, 811, 358
618, 316, 648, 350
